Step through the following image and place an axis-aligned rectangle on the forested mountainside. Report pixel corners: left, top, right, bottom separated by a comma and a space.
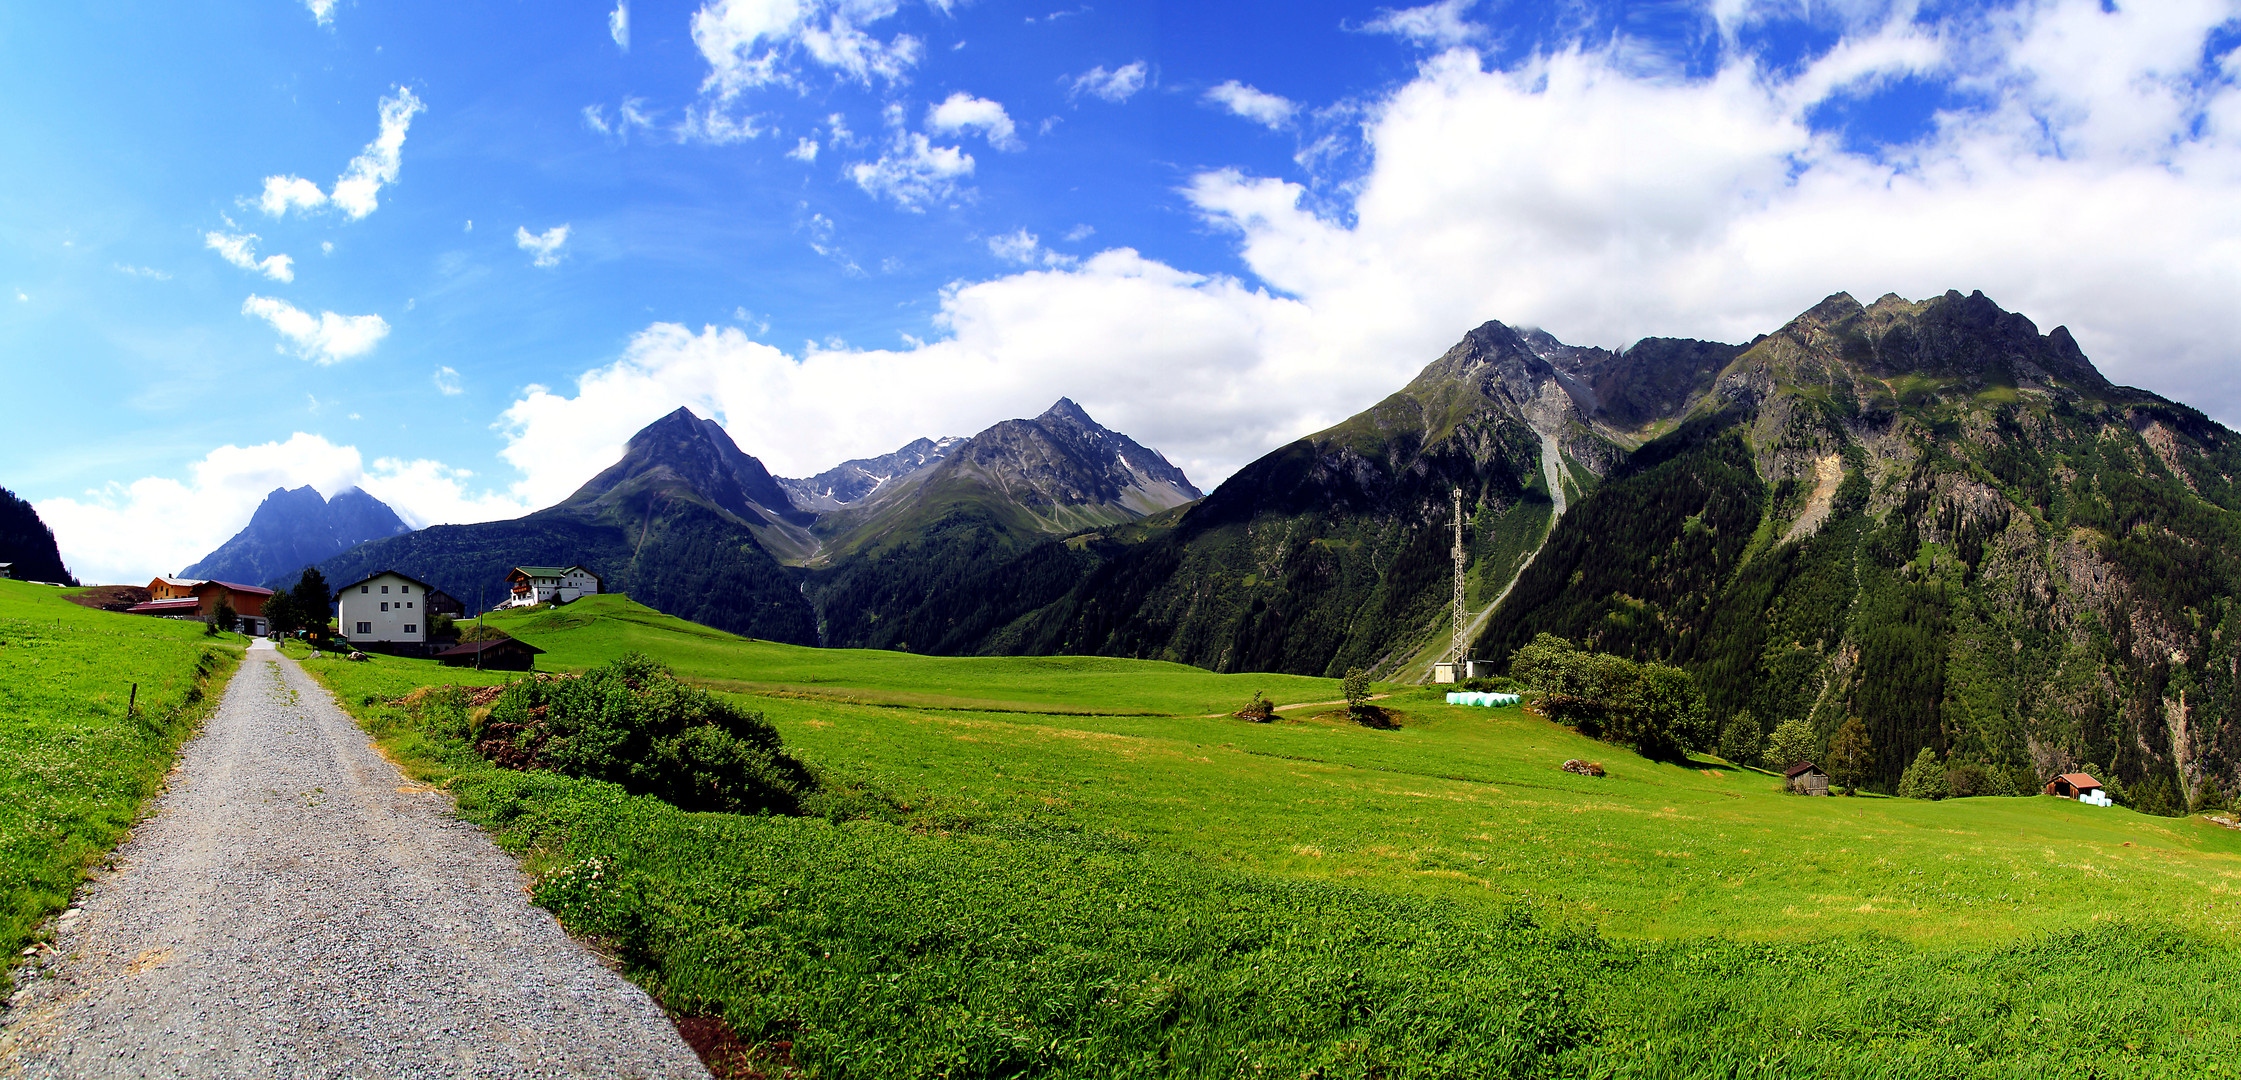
801, 398, 1201, 648
314, 409, 819, 644
854, 322, 1744, 672
187, 485, 409, 586
1474, 290, 2241, 803
0, 487, 75, 585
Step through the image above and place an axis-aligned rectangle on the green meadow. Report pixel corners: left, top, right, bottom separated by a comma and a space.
0, 581, 237, 958
290, 594, 2241, 1076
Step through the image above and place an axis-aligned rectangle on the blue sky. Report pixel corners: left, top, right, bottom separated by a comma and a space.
8, 0, 2241, 584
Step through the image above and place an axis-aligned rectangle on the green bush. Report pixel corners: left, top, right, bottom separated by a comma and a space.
1510, 634, 1711, 760
1459, 676, 1520, 693
478, 653, 815, 815
1237, 690, 1277, 722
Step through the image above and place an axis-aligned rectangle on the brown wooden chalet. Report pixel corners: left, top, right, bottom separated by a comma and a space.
2045, 773, 2104, 799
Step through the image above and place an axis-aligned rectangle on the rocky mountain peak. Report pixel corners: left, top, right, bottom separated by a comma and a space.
778, 435, 964, 510
182, 484, 410, 586
557, 408, 808, 528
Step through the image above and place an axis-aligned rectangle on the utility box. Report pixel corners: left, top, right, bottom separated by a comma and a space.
1432, 662, 1460, 684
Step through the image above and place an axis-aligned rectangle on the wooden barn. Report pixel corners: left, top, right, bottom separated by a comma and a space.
434, 636, 544, 671
1784, 761, 1830, 796
2045, 772, 2112, 806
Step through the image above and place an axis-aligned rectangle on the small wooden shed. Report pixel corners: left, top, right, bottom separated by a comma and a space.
434, 636, 544, 672
1785, 761, 1830, 796
2045, 772, 2107, 802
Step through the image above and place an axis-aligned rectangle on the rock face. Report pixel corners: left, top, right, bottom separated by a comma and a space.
183, 486, 409, 587
779, 436, 962, 511
1472, 290, 2241, 805
0, 487, 76, 585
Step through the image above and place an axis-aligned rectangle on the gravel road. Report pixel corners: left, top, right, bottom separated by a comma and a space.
0, 642, 707, 1079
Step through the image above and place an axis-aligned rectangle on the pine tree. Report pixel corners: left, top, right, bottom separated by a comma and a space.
1897, 747, 1946, 800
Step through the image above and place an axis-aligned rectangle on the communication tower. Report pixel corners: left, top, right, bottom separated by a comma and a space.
1450, 488, 1468, 666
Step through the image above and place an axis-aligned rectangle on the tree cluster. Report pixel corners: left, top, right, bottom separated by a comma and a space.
1509, 634, 1711, 760
260, 568, 334, 642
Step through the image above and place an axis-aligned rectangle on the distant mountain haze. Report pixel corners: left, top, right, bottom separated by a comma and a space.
180, 485, 411, 587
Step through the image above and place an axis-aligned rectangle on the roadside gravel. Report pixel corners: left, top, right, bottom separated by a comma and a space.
0, 641, 707, 1079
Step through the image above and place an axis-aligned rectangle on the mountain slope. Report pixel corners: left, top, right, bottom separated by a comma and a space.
1474, 289, 2241, 803
854, 324, 1744, 673
184, 485, 410, 586
315, 409, 818, 643
0, 487, 75, 585
802, 399, 1203, 648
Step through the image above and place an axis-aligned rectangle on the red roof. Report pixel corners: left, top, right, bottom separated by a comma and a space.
1784, 761, 1824, 779
2055, 772, 2103, 790
125, 598, 205, 614
192, 580, 274, 597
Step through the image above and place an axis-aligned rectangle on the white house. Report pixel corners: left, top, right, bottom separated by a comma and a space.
336, 570, 437, 647
500, 565, 603, 608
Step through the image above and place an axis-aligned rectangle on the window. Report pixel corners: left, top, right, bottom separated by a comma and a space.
404, 624, 417, 635
380, 602, 389, 612
381, 585, 390, 594
401, 585, 411, 594
405, 601, 413, 609
356, 622, 372, 634
361, 585, 369, 594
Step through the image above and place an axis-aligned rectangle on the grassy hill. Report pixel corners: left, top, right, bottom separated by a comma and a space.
0, 581, 237, 960
303, 596, 2241, 1074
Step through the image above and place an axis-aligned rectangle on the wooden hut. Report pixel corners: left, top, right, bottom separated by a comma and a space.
2045, 772, 2111, 805
1784, 761, 1830, 796
434, 636, 544, 672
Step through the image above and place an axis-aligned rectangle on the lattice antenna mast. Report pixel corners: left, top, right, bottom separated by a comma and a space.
1450, 488, 1468, 665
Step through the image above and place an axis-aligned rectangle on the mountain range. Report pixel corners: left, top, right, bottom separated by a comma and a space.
225, 287, 2241, 803
182, 485, 410, 585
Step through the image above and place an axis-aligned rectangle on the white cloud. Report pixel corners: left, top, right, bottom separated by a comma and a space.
788, 136, 820, 161
302, 0, 336, 26
1063, 223, 1094, 242
241, 295, 390, 364
1204, 81, 1298, 128
849, 132, 974, 209
515, 224, 572, 268
679, 102, 766, 144
114, 264, 171, 280
37, 434, 534, 586
988, 228, 1041, 264
585, 99, 657, 140
492, 1, 2241, 496
1069, 61, 1147, 103
204, 231, 295, 282
610, 0, 630, 50
1359, 0, 1484, 47
926, 92, 1021, 150
434, 366, 464, 395
692, 0, 922, 97
257, 87, 425, 220
258, 176, 329, 217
